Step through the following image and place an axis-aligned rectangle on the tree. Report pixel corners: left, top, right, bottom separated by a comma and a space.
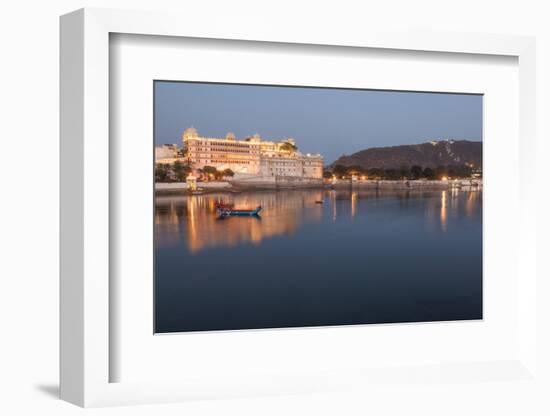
435, 165, 448, 180
399, 166, 410, 179
201, 165, 218, 181
447, 166, 458, 179
323, 170, 333, 179
172, 160, 192, 182
223, 168, 235, 178
155, 163, 170, 182
410, 165, 423, 180
345, 165, 364, 176
423, 167, 436, 179
367, 168, 383, 179
280, 141, 298, 153
454, 164, 473, 178
332, 164, 348, 177
383, 168, 400, 180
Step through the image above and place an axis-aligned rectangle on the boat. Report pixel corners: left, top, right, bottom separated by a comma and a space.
315, 200, 323, 204
217, 205, 262, 218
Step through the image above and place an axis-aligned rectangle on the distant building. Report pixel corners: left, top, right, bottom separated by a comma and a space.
155, 144, 180, 163
182, 128, 323, 179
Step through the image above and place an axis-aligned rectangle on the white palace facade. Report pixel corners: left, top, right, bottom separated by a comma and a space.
181, 128, 324, 179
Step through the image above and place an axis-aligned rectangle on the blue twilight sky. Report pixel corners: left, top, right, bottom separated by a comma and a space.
154, 81, 482, 165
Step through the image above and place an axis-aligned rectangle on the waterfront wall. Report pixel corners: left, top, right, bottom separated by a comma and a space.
155, 182, 232, 191
230, 175, 323, 189
331, 179, 482, 189
156, 178, 482, 193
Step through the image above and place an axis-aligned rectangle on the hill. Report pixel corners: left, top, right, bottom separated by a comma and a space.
330, 140, 482, 169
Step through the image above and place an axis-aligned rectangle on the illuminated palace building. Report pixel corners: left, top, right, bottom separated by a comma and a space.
181, 127, 324, 179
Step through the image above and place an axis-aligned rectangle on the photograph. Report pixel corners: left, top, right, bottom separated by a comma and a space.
154, 81, 483, 333
5, 1, 540, 412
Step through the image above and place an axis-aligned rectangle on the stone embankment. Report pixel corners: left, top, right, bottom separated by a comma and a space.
331, 179, 482, 190
230, 175, 323, 190
155, 178, 482, 194
155, 181, 232, 194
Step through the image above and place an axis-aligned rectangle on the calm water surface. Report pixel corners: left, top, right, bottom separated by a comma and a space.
155, 189, 482, 333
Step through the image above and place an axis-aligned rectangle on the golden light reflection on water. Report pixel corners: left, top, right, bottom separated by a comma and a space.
440, 190, 447, 232
155, 189, 482, 253
351, 191, 357, 219
465, 190, 480, 218
156, 190, 324, 253
331, 191, 337, 223
436, 189, 481, 232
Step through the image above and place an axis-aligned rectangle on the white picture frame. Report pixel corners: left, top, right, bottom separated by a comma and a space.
60, 8, 538, 407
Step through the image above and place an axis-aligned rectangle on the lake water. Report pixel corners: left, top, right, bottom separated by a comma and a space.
155, 188, 482, 333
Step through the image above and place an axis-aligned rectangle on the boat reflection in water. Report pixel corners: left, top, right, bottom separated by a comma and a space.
154, 188, 482, 333
156, 189, 327, 254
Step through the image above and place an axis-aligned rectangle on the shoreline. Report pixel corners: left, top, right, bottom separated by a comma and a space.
155, 179, 482, 195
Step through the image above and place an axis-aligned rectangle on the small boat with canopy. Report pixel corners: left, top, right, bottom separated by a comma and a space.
215, 202, 262, 218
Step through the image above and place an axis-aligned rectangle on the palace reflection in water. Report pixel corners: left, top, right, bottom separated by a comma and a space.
155, 189, 482, 333
155, 190, 324, 253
